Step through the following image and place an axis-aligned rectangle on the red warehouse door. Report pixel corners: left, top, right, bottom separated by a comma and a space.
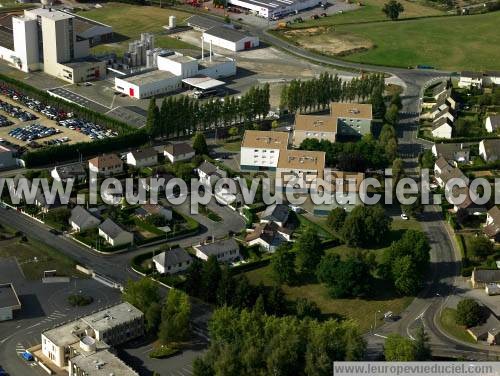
129, 88, 135, 97
244, 41, 251, 50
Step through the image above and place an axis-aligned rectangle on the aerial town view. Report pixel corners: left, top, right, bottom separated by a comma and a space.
0, 0, 499, 374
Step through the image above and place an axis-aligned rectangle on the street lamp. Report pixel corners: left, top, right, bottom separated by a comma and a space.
373, 310, 381, 332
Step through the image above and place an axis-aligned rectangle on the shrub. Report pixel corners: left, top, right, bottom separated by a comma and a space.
68, 294, 93, 307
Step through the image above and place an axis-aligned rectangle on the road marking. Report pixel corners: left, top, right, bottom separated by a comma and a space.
373, 333, 387, 339
182, 367, 193, 374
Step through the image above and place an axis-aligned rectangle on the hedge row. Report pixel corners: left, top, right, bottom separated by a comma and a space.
22, 130, 149, 167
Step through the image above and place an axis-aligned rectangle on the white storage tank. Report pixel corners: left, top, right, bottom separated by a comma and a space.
169, 15, 177, 29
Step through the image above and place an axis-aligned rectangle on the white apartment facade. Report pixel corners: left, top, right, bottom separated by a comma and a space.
240, 130, 289, 171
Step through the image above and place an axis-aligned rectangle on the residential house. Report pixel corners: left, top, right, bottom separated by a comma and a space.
484, 206, 500, 242
141, 172, 176, 194
193, 238, 240, 263
196, 160, 227, 186
276, 149, 326, 193
259, 203, 290, 227
451, 186, 486, 216
134, 204, 172, 221
126, 148, 158, 168
51, 162, 86, 183
0, 145, 17, 170
69, 205, 101, 232
164, 142, 195, 163
292, 114, 337, 147
331, 102, 373, 136
472, 268, 500, 288
434, 106, 455, 123
245, 221, 292, 252
34, 188, 63, 213
153, 247, 193, 274
432, 143, 471, 163
479, 139, 500, 162
431, 117, 453, 139
434, 157, 468, 188
98, 218, 133, 247
431, 81, 448, 100
88, 154, 123, 177
485, 71, 500, 85
240, 130, 289, 171
458, 71, 483, 88
485, 115, 500, 133
466, 307, 500, 345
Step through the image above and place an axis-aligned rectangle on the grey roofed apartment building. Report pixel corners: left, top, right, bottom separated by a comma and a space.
0, 283, 21, 321
39, 302, 144, 374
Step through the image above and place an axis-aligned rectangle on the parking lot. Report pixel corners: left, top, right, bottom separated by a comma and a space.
0, 92, 115, 150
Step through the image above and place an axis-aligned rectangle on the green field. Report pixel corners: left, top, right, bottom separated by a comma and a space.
334, 12, 500, 70
439, 308, 476, 343
79, 3, 197, 56
0, 236, 81, 280
292, 0, 444, 27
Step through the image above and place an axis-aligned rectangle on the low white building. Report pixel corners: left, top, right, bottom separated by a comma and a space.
98, 218, 133, 247
485, 71, 500, 85
69, 205, 101, 232
194, 238, 240, 262
479, 139, 500, 162
432, 142, 470, 163
51, 162, 86, 183
196, 160, 227, 186
153, 247, 193, 274
115, 70, 181, 99
126, 148, 158, 168
202, 26, 259, 52
485, 115, 500, 133
0, 145, 17, 170
114, 51, 236, 99
164, 142, 195, 163
458, 71, 483, 88
88, 154, 123, 176
228, 0, 321, 19
431, 118, 453, 139
0, 283, 21, 321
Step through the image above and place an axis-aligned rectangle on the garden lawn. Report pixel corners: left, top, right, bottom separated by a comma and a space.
291, 0, 444, 27
244, 264, 412, 332
80, 3, 197, 55
439, 308, 476, 343
334, 12, 500, 70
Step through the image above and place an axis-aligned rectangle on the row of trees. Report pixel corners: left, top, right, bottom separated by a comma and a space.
146, 85, 270, 139
193, 306, 366, 376
280, 73, 386, 114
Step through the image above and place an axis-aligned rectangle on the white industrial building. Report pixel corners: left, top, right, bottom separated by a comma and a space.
202, 26, 259, 51
0, 8, 106, 83
228, 0, 321, 19
115, 45, 236, 99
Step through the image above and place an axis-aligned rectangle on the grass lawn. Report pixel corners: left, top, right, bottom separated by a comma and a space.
220, 140, 243, 152
244, 264, 412, 332
79, 3, 198, 56
439, 308, 476, 343
292, 0, 444, 27
334, 12, 500, 70
0, 237, 81, 280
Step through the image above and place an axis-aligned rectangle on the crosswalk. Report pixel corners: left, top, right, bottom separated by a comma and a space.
167, 364, 193, 376
15, 343, 26, 356
40, 310, 66, 324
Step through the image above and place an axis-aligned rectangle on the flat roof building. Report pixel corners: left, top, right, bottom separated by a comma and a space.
292, 114, 337, 147
240, 130, 290, 171
0, 283, 21, 321
227, 0, 321, 19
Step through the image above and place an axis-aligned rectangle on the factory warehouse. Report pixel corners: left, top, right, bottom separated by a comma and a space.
227, 0, 322, 19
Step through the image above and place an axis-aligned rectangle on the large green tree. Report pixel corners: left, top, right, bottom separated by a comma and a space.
341, 205, 392, 248
294, 226, 323, 274
384, 334, 416, 360
317, 254, 373, 298
456, 299, 483, 328
270, 244, 296, 284
158, 289, 191, 343
193, 132, 209, 155
382, 0, 405, 20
